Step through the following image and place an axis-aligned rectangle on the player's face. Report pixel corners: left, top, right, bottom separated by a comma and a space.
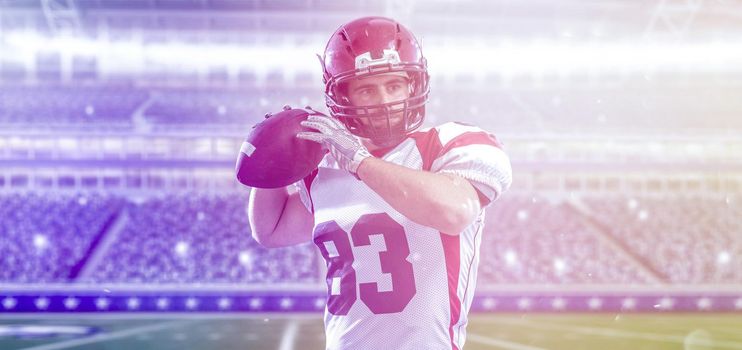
345, 73, 410, 134
346, 73, 410, 107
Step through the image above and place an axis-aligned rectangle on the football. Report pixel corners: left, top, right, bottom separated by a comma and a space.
235, 106, 326, 189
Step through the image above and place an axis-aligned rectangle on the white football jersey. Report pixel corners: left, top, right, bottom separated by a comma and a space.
296, 122, 512, 350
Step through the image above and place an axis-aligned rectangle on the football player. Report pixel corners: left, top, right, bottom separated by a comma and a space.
248, 16, 512, 350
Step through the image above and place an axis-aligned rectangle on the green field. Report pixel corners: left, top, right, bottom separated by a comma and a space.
1, 313, 741, 350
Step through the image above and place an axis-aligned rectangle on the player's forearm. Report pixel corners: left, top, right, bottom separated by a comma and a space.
356, 157, 480, 234
247, 187, 289, 246
248, 187, 315, 248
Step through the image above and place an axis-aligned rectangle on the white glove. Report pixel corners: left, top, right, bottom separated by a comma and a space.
296, 115, 372, 176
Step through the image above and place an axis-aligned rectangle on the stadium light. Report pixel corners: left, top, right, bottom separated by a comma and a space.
238, 251, 253, 268
427, 40, 742, 76
185, 297, 199, 310
481, 298, 497, 310
627, 198, 639, 210
621, 297, 637, 310
637, 210, 649, 221
656, 297, 675, 310
63, 297, 80, 310
217, 297, 232, 310
127, 297, 141, 310
34, 297, 50, 310
5, 31, 742, 77
156, 297, 170, 310
516, 210, 528, 221
174, 241, 189, 256
279, 297, 294, 309
587, 297, 603, 310
553, 258, 567, 274
696, 298, 713, 311
2, 297, 17, 310
504, 250, 518, 266
248, 297, 263, 310
32, 234, 49, 251
516, 297, 532, 310
716, 251, 731, 265
94, 297, 110, 310
551, 297, 567, 310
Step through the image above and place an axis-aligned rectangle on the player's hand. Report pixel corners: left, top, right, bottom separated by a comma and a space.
296, 115, 372, 176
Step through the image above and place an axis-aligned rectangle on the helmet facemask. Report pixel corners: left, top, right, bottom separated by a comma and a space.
324, 64, 429, 148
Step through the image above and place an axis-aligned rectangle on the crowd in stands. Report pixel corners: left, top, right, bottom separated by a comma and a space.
143, 88, 324, 126
583, 195, 742, 284
85, 194, 319, 284
480, 195, 655, 284
0, 85, 321, 127
0, 193, 123, 282
1, 193, 738, 285
0, 86, 147, 126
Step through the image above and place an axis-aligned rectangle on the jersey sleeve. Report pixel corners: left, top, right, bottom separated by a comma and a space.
429, 123, 512, 206
293, 168, 319, 214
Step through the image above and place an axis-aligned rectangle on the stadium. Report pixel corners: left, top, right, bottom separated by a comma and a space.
1, 0, 741, 349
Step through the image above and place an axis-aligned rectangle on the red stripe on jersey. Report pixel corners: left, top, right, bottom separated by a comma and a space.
302, 168, 319, 213
410, 128, 497, 206
438, 131, 503, 208
440, 232, 461, 350
408, 128, 443, 171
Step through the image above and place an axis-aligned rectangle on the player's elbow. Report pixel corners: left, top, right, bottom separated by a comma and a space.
432, 201, 479, 235
430, 174, 482, 235
436, 211, 476, 235
251, 230, 280, 248
249, 218, 271, 248
250, 220, 282, 248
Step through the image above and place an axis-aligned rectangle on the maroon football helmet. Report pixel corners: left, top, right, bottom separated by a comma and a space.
320, 17, 430, 147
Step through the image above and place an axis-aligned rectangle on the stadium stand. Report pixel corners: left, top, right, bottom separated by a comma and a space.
582, 195, 742, 284
1, 192, 739, 285
0, 85, 148, 126
86, 194, 319, 284
0, 193, 124, 282
142, 87, 327, 126
5, 84, 738, 134
479, 195, 657, 285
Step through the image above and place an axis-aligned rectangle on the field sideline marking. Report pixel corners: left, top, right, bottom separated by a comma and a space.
468, 333, 549, 350
279, 320, 300, 350
17, 320, 192, 350
482, 317, 742, 349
